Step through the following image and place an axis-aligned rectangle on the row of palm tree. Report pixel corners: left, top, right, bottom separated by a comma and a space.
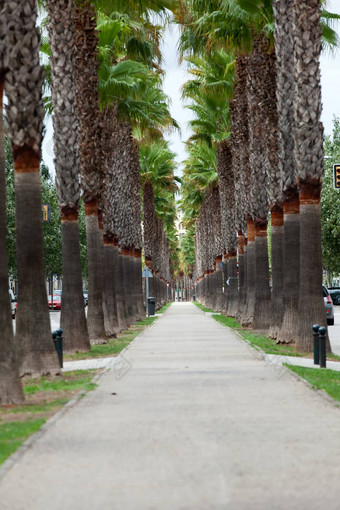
178, 0, 338, 353
0, 0, 180, 404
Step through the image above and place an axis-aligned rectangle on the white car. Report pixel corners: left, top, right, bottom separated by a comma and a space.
9, 289, 16, 319
323, 285, 334, 326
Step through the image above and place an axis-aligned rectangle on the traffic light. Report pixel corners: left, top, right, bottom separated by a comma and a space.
42, 204, 50, 223
334, 165, 340, 189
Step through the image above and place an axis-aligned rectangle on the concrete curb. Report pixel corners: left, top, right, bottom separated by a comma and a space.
0, 318, 159, 481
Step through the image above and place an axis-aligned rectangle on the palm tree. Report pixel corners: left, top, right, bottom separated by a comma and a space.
45, 0, 90, 352
73, 0, 107, 344
0, 1, 24, 403
273, 0, 298, 343
292, 0, 330, 351
5, 0, 60, 376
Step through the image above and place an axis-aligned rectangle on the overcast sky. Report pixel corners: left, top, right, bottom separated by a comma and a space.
42, 2, 340, 175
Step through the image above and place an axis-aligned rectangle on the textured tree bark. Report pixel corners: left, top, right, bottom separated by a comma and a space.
112, 245, 126, 331
121, 249, 131, 322
269, 206, 284, 339
116, 248, 129, 329
0, 81, 24, 403
210, 267, 217, 311
15, 161, 60, 376
227, 250, 238, 317
222, 253, 228, 314
102, 239, 120, 337
236, 232, 245, 322
253, 219, 271, 330
60, 213, 90, 352
297, 183, 331, 351
85, 200, 107, 344
134, 250, 145, 319
277, 194, 300, 344
242, 219, 255, 327
215, 257, 224, 311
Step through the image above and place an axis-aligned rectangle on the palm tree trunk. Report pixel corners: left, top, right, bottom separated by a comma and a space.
60, 209, 90, 351
269, 205, 284, 339
297, 182, 330, 351
277, 193, 300, 343
15, 156, 60, 376
215, 257, 224, 311
122, 248, 134, 322
46, 0, 90, 353
253, 219, 271, 330
134, 249, 145, 319
236, 231, 245, 322
242, 219, 255, 327
116, 248, 129, 329
102, 237, 120, 337
0, 79, 24, 403
222, 252, 228, 313
5, 0, 59, 377
85, 200, 107, 344
227, 250, 238, 317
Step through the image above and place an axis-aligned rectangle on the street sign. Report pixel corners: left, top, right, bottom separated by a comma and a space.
142, 267, 153, 278
333, 164, 340, 189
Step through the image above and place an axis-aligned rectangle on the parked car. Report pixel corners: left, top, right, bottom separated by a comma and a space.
328, 287, 340, 305
323, 285, 334, 326
9, 289, 16, 319
83, 290, 88, 306
48, 294, 62, 310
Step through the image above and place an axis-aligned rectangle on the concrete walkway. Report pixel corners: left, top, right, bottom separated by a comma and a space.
2, 302, 340, 509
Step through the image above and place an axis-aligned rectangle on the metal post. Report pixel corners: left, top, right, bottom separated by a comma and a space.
312, 324, 320, 365
52, 328, 63, 368
319, 326, 327, 368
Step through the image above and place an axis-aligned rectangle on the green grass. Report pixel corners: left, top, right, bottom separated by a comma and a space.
212, 314, 242, 330
0, 370, 100, 466
211, 309, 340, 361
285, 365, 340, 402
157, 302, 172, 313
23, 371, 98, 395
0, 419, 46, 465
210, 310, 308, 358
193, 302, 215, 313
64, 317, 157, 361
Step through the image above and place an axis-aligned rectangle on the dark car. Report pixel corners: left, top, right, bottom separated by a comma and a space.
328, 287, 340, 305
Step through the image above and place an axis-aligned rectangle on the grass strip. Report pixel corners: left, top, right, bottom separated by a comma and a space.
194, 302, 339, 361
0, 419, 46, 465
64, 316, 157, 361
157, 302, 172, 314
285, 364, 340, 403
0, 369, 99, 466
193, 302, 215, 313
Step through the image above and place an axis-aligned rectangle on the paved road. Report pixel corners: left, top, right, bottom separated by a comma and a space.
2, 302, 340, 509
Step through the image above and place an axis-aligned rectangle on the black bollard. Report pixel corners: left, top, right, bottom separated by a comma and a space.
52, 328, 63, 368
313, 324, 320, 365
319, 326, 327, 369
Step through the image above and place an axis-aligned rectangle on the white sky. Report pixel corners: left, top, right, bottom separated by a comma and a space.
42, 3, 340, 175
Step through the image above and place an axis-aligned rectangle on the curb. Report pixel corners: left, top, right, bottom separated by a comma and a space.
0, 317, 160, 481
